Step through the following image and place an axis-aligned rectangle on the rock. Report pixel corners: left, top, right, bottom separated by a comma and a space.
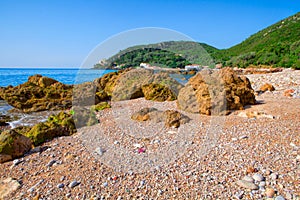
177, 67, 256, 115
259, 181, 266, 187
246, 166, 257, 174
131, 107, 158, 122
0, 75, 73, 112
142, 83, 177, 102
111, 69, 182, 101
90, 102, 111, 112
270, 173, 278, 180
260, 83, 275, 92
284, 89, 295, 97
73, 82, 101, 106
102, 182, 108, 187
57, 183, 64, 188
265, 188, 276, 198
242, 176, 254, 183
275, 196, 285, 200
236, 180, 259, 190
46, 159, 56, 167
95, 147, 105, 156
24, 111, 76, 146
131, 108, 190, 128
0, 130, 32, 163
163, 110, 190, 128
72, 106, 98, 128
12, 159, 22, 166
0, 177, 21, 199
69, 181, 80, 188
252, 173, 265, 182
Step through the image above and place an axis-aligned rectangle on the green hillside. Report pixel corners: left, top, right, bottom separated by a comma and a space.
221, 12, 300, 68
94, 12, 300, 69
94, 41, 218, 69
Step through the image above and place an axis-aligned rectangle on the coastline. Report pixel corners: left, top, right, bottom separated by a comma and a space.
0, 68, 299, 199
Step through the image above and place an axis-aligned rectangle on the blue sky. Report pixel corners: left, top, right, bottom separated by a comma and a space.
0, 0, 299, 68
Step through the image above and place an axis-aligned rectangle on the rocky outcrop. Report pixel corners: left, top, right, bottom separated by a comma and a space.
0, 129, 32, 163
112, 69, 182, 101
177, 67, 256, 115
131, 107, 190, 128
24, 111, 76, 146
0, 75, 73, 112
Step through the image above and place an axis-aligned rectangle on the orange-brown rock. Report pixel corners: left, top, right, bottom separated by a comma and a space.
260, 83, 275, 92
177, 67, 256, 115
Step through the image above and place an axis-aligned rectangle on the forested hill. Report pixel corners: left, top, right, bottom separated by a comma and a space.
94, 12, 300, 69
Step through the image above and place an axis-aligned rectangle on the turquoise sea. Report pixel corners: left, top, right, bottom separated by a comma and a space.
0, 68, 116, 87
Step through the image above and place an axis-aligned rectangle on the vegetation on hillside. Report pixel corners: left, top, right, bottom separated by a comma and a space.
94, 12, 300, 69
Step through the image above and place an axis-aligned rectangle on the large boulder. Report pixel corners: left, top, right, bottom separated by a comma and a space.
177, 67, 256, 115
24, 111, 76, 146
0, 129, 32, 163
111, 68, 183, 101
0, 75, 73, 112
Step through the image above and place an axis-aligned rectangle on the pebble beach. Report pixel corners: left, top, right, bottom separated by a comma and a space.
0, 69, 299, 200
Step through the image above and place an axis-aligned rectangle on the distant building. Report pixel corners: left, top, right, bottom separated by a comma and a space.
140, 63, 151, 69
185, 64, 202, 71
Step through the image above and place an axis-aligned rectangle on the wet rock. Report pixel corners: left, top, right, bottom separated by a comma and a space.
0, 129, 32, 163
0, 177, 21, 199
57, 183, 64, 188
236, 180, 259, 190
177, 67, 256, 115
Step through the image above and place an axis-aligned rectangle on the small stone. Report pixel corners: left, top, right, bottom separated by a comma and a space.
114, 141, 120, 145
242, 176, 254, 183
46, 159, 56, 167
265, 188, 275, 198
270, 173, 278, 180
103, 182, 108, 187
12, 159, 22, 166
259, 181, 266, 187
95, 147, 105, 156
117, 196, 122, 200
252, 173, 265, 182
246, 167, 257, 174
275, 195, 285, 200
235, 191, 244, 199
66, 193, 71, 198
285, 192, 292, 199
236, 180, 259, 190
239, 135, 248, 139
69, 180, 80, 188
57, 183, 64, 188
140, 180, 146, 186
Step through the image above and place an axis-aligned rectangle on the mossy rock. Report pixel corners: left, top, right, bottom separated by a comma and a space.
90, 102, 111, 112
0, 130, 32, 163
142, 83, 177, 102
72, 106, 98, 128
25, 111, 76, 146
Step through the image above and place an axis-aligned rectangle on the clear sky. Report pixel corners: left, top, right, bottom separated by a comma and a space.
0, 0, 299, 68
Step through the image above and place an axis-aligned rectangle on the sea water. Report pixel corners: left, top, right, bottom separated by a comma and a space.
0, 68, 116, 87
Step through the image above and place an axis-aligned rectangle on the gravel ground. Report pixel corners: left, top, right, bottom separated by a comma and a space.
0, 69, 299, 200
